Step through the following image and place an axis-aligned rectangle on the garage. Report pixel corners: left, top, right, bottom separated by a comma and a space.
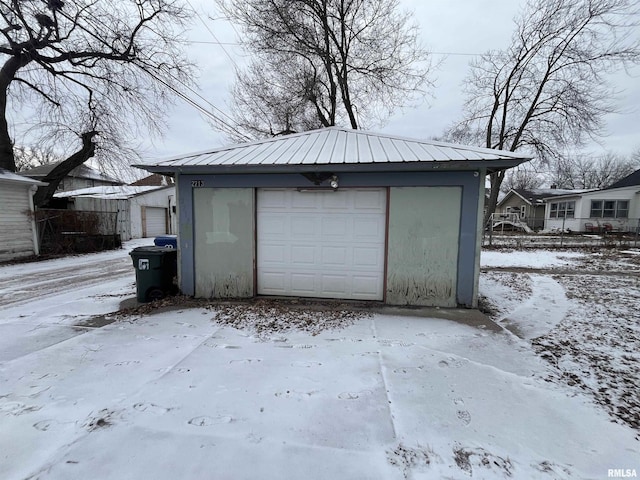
136, 127, 531, 307
257, 188, 386, 300
143, 206, 167, 237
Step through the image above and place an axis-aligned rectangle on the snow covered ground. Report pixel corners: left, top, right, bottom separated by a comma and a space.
0, 242, 638, 479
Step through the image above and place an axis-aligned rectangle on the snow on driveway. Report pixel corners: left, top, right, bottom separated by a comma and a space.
0, 244, 638, 479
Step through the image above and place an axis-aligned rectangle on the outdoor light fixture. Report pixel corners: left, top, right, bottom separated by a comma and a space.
330, 175, 339, 190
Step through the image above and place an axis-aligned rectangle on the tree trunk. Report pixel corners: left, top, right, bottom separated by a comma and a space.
483, 171, 506, 227
0, 55, 32, 172
33, 131, 98, 207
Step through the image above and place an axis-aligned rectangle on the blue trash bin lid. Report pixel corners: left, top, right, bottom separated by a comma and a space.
153, 235, 177, 248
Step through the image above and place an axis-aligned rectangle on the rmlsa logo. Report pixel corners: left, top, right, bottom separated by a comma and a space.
609, 469, 638, 478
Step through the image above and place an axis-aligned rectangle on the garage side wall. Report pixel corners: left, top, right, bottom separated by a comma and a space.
193, 188, 254, 298
387, 187, 461, 307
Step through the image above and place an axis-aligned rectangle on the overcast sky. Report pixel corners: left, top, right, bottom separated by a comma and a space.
141, 0, 640, 161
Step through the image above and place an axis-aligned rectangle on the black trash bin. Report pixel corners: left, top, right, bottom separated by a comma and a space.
129, 246, 177, 302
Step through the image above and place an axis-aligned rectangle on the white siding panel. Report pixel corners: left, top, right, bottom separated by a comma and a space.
0, 183, 36, 261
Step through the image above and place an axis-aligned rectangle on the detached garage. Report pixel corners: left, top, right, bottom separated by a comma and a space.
136, 127, 529, 308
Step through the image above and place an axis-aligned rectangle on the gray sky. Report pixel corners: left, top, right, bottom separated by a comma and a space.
142, 0, 640, 161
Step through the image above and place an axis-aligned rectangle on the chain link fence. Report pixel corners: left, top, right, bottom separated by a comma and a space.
484, 214, 640, 248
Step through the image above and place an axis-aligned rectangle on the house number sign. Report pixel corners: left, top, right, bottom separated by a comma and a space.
191, 180, 204, 187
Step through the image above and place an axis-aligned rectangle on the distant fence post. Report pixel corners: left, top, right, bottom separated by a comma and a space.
488, 216, 493, 247
560, 217, 566, 247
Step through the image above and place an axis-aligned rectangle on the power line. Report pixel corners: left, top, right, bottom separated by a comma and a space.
187, 39, 482, 57
185, 0, 239, 69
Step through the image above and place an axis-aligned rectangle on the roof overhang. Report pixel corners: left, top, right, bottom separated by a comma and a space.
137, 159, 527, 177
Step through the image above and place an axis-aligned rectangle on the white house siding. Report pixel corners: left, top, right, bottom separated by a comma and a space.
0, 182, 37, 262
545, 186, 639, 232
386, 187, 462, 307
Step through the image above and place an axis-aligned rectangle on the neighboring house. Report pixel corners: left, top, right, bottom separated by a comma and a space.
0, 168, 46, 262
20, 162, 123, 192
136, 127, 529, 308
54, 185, 176, 240
497, 188, 587, 231
544, 169, 640, 232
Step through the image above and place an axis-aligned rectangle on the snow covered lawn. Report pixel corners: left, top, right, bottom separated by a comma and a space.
0, 243, 638, 479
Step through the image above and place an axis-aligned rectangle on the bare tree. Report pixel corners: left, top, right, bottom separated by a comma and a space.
444, 0, 640, 225
552, 152, 638, 189
502, 165, 544, 193
218, 0, 434, 138
0, 0, 193, 204
227, 57, 326, 142
14, 145, 59, 172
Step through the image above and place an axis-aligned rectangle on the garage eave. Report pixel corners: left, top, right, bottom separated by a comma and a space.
136, 158, 526, 177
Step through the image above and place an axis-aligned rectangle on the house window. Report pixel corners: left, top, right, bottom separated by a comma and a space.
590, 200, 628, 218
549, 201, 575, 218
520, 205, 526, 219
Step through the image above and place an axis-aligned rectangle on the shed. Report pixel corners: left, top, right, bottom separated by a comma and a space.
0, 169, 47, 262
136, 127, 529, 307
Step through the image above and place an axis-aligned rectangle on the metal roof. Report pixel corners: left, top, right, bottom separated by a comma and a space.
54, 185, 172, 200
20, 162, 122, 184
135, 127, 530, 174
0, 168, 47, 186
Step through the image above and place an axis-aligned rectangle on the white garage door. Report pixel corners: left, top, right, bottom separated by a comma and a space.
257, 188, 386, 300
145, 207, 167, 237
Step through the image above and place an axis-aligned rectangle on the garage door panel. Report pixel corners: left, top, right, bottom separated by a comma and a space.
321, 246, 347, 265
321, 217, 349, 237
354, 189, 386, 209
290, 273, 316, 294
261, 271, 286, 292
354, 217, 385, 240
260, 189, 287, 208
322, 191, 350, 209
352, 276, 380, 296
257, 188, 386, 300
259, 214, 286, 237
291, 216, 317, 237
353, 247, 382, 267
291, 245, 315, 265
261, 244, 287, 263
321, 274, 347, 295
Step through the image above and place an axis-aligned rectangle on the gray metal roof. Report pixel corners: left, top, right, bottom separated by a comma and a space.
0, 168, 47, 186
20, 162, 122, 184
136, 127, 531, 174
